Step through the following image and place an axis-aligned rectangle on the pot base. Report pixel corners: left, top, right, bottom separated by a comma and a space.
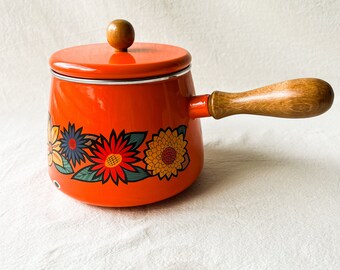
49, 166, 202, 207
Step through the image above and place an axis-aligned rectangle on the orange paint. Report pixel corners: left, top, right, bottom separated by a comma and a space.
48, 72, 205, 207
49, 42, 191, 79
189, 94, 211, 118
48, 23, 207, 207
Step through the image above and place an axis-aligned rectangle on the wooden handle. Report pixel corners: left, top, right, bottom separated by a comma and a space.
208, 78, 334, 119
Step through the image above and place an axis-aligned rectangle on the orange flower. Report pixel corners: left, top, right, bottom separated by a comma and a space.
144, 128, 187, 179
47, 117, 63, 167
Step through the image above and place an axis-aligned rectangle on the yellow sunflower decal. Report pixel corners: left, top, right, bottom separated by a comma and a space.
144, 126, 190, 180
47, 117, 63, 167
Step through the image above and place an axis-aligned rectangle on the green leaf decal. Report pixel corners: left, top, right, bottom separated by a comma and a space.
72, 166, 103, 182
177, 125, 187, 136
124, 166, 150, 182
124, 132, 147, 150
55, 155, 74, 174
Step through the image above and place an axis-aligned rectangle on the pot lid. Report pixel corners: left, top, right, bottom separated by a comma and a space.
49, 19, 191, 79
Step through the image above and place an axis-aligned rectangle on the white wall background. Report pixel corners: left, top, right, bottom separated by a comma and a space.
1, 0, 339, 139
1, 1, 340, 269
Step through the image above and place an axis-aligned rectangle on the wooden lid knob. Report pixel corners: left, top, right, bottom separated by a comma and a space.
106, 19, 135, 52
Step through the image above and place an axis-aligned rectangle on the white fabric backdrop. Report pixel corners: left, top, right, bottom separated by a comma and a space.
1, 0, 339, 269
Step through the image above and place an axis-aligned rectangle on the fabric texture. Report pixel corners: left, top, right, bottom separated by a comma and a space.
1, 1, 339, 269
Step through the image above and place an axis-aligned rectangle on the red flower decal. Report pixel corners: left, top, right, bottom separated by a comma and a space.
89, 130, 140, 184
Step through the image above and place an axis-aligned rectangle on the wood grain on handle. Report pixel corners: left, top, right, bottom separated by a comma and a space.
208, 78, 334, 119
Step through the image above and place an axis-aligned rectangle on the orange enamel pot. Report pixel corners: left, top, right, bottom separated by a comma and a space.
48, 20, 334, 207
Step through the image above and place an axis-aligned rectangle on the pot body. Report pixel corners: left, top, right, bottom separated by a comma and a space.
48, 72, 204, 207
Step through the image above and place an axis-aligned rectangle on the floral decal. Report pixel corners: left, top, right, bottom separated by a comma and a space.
60, 123, 88, 166
47, 117, 68, 173
48, 114, 190, 185
75, 130, 149, 184
144, 126, 190, 180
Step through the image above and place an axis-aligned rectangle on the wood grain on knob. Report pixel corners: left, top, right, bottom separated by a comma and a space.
106, 19, 135, 52
208, 78, 334, 119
